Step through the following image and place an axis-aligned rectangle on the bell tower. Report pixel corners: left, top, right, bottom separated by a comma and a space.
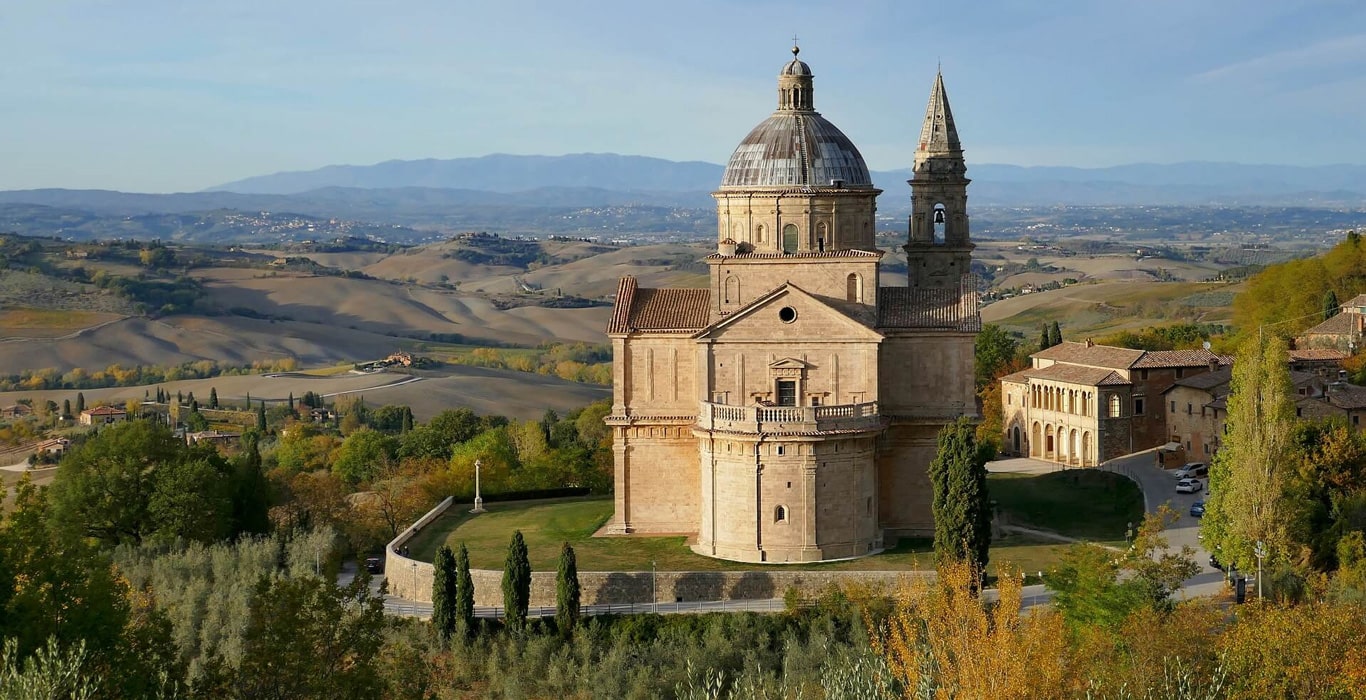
905, 70, 973, 289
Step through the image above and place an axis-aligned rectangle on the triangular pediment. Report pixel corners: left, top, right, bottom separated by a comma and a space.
694, 283, 883, 342
769, 357, 814, 370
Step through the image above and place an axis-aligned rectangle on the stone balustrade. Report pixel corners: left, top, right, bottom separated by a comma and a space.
696, 400, 882, 434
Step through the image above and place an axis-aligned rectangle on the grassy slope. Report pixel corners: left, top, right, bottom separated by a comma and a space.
987, 470, 1145, 540
407, 479, 1140, 575
981, 280, 1239, 338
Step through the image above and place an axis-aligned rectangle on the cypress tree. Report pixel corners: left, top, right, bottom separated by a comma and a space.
288, 392, 295, 412
176, 391, 183, 405
245, 391, 251, 407
190, 399, 199, 414
432, 545, 459, 644
232, 432, 270, 535
1038, 325, 1050, 352
455, 543, 475, 641
555, 542, 580, 636
209, 387, 219, 409
502, 531, 531, 631
928, 417, 992, 575
187, 391, 195, 405
1048, 320, 1063, 347
401, 407, 414, 434
62, 399, 71, 419
1324, 289, 1341, 321
256, 402, 267, 432
76, 392, 86, 414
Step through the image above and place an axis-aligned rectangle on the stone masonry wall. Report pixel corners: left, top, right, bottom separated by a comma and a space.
391, 565, 934, 607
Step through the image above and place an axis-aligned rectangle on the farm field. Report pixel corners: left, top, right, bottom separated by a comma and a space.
0, 308, 125, 339
407, 496, 1083, 575
981, 280, 1239, 338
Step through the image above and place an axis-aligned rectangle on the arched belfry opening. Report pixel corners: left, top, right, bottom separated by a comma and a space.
846, 273, 862, 302
933, 204, 946, 243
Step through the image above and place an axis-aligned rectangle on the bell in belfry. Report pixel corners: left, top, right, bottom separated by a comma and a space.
933, 208, 946, 224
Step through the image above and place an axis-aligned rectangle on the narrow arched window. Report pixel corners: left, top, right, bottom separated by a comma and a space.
775, 505, 788, 523
755, 224, 765, 244
724, 276, 740, 304
846, 273, 862, 302
1108, 394, 1122, 418
783, 224, 799, 254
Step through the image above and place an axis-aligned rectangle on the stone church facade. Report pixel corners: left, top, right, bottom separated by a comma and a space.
605, 48, 979, 563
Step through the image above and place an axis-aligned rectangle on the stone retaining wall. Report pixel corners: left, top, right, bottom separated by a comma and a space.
384, 498, 934, 607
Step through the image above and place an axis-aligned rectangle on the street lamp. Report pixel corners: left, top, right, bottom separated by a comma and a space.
471, 459, 486, 513
651, 560, 657, 613
1254, 540, 1266, 602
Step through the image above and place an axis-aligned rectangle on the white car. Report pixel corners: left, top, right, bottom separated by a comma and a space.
1174, 462, 1208, 479
1176, 478, 1203, 494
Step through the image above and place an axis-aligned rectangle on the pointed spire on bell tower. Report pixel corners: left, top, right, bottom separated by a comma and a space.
916, 69, 962, 157
905, 69, 972, 290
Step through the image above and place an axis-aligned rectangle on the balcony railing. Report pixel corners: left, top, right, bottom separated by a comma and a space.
697, 401, 882, 434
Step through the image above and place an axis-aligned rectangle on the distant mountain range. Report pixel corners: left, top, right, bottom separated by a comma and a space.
201, 153, 1366, 207
3, 154, 1366, 244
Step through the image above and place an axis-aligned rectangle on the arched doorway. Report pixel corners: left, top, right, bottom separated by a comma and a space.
1044, 425, 1055, 458
1069, 429, 1079, 466
1031, 422, 1042, 457
1012, 425, 1021, 454
1082, 431, 1093, 466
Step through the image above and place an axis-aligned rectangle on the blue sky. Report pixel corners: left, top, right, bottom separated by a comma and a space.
3, 0, 1364, 192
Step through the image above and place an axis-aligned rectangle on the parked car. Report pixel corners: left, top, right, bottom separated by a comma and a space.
1174, 462, 1208, 479
1176, 478, 1203, 494
365, 557, 384, 574
1209, 554, 1238, 572
1190, 500, 1205, 517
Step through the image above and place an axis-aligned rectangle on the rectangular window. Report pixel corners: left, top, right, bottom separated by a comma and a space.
1176, 368, 1185, 379
776, 380, 797, 407
1170, 401, 1177, 413
1355, 415, 1360, 426
776, 445, 786, 456
1140, 369, 1149, 380
1134, 397, 1145, 415
1187, 403, 1193, 415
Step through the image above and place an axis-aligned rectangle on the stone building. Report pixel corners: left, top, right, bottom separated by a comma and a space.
1298, 294, 1366, 352
1164, 367, 1321, 461
605, 48, 979, 563
999, 342, 1230, 465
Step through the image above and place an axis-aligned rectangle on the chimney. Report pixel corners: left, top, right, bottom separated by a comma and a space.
717, 237, 737, 257
1340, 369, 1349, 382
1208, 357, 1220, 372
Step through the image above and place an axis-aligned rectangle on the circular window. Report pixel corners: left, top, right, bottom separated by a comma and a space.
778, 306, 797, 323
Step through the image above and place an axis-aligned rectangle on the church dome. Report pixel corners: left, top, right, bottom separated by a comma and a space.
720, 47, 872, 189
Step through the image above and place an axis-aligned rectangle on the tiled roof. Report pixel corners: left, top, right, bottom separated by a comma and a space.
1288, 348, 1350, 361
1032, 342, 1145, 370
1132, 348, 1231, 369
1343, 294, 1366, 308
606, 276, 711, 334
1301, 311, 1362, 337
1018, 363, 1130, 387
1325, 383, 1366, 410
877, 286, 980, 331
999, 369, 1032, 384
83, 406, 125, 415
1172, 367, 1233, 391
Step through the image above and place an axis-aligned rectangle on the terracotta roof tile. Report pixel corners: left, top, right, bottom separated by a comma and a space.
704, 250, 882, 261
1301, 312, 1362, 337
607, 280, 711, 334
877, 286, 980, 331
1326, 383, 1366, 410
1344, 294, 1366, 308
1032, 342, 1145, 369
1018, 364, 1130, 387
1131, 348, 1230, 369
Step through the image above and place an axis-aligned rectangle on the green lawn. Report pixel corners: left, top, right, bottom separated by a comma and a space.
407, 496, 1096, 577
987, 470, 1144, 540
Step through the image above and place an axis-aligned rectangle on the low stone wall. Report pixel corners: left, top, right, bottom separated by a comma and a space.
384, 496, 453, 603
394, 564, 932, 608
384, 497, 934, 607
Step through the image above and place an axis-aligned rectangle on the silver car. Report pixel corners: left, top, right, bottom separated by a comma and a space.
1176, 478, 1203, 494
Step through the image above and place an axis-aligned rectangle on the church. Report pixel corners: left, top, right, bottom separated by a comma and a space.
604, 46, 979, 563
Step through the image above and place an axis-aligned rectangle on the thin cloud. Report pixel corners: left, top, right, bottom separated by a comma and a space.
1192, 32, 1366, 84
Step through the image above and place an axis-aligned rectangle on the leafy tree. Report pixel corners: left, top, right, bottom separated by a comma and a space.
51, 420, 232, 545
209, 387, 219, 409
503, 530, 531, 631
432, 545, 458, 644
399, 408, 484, 460
1204, 333, 1296, 569
234, 573, 386, 699
332, 428, 399, 486
370, 405, 410, 433
928, 418, 991, 572
0, 637, 97, 700
455, 543, 475, 641
1048, 320, 1062, 348
75, 392, 85, 414
556, 542, 581, 636
974, 324, 1021, 390
1323, 289, 1341, 321
232, 431, 271, 536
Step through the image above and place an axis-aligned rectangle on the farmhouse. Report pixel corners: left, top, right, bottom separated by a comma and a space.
79, 405, 126, 426
605, 49, 978, 563
1297, 294, 1366, 352
1000, 342, 1230, 465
